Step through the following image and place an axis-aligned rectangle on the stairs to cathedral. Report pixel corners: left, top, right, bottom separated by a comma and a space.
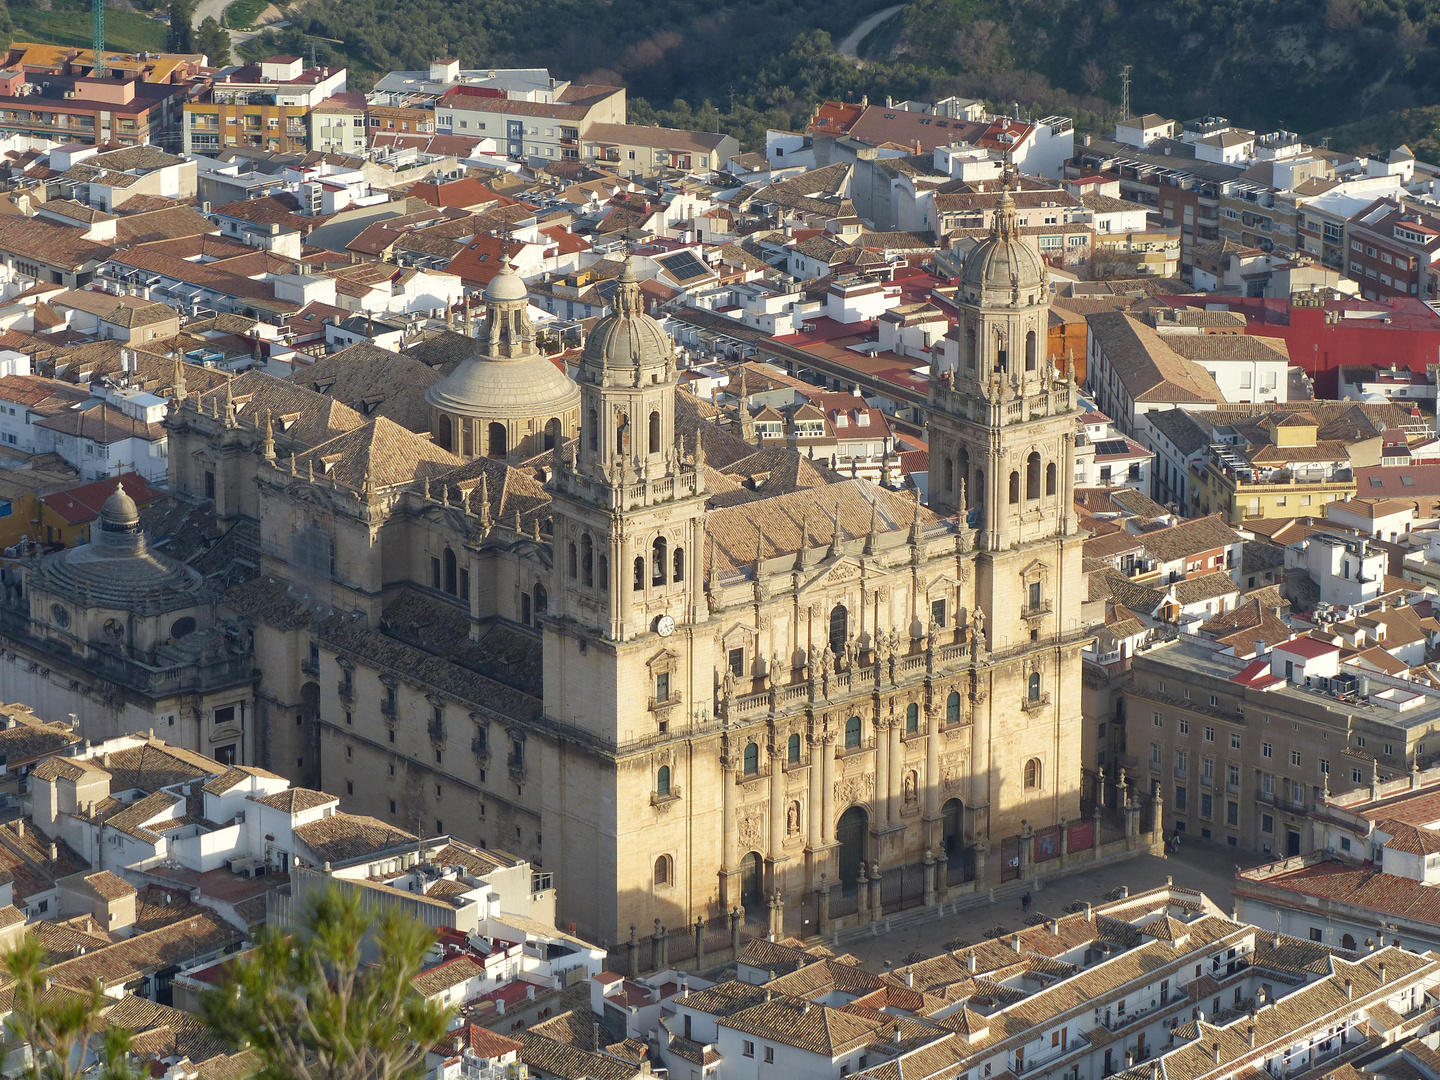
830, 876, 1035, 948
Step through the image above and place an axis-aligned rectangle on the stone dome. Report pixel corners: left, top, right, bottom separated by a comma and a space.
33, 485, 200, 612
580, 259, 672, 376
484, 256, 531, 304
960, 179, 1049, 298
426, 254, 581, 458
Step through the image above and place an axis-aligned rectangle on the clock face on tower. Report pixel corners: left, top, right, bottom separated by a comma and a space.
654, 614, 675, 637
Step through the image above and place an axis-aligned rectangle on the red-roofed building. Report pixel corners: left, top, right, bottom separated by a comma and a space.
405, 177, 516, 212
38, 472, 162, 547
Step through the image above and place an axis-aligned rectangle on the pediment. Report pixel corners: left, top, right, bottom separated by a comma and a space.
799, 557, 862, 595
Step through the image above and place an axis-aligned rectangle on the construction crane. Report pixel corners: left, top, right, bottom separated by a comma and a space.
93, 0, 105, 76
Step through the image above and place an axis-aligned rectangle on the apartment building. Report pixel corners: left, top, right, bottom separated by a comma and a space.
308, 92, 368, 155
1344, 198, 1440, 302
1189, 412, 1359, 524
1126, 632, 1440, 855
433, 82, 624, 162
581, 122, 739, 177
183, 56, 349, 155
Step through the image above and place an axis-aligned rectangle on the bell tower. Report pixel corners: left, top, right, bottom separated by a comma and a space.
926, 172, 1085, 841
545, 258, 708, 707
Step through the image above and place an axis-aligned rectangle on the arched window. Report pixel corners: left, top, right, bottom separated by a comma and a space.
587, 408, 598, 452
829, 604, 848, 656
487, 422, 507, 458
845, 715, 862, 749
436, 414, 452, 452
462, 421, 474, 457
580, 534, 594, 587
1024, 758, 1041, 789
1008, 471, 1020, 504
652, 537, 667, 586
598, 555, 609, 592
1045, 461, 1057, 497
544, 417, 560, 451
743, 742, 759, 775
1025, 329, 1037, 372
633, 557, 645, 591
906, 702, 919, 734
946, 691, 960, 721
1026, 452, 1041, 500
656, 765, 671, 796
566, 543, 577, 579
1028, 671, 1041, 702
974, 469, 984, 509
787, 733, 801, 763
443, 548, 457, 595
673, 547, 684, 582
943, 456, 954, 492
533, 583, 547, 619
964, 325, 976, 370
616, 413, 629, 455
648, 410, 661, 454
1341, 933, 1357, 952
653, 854, 671, 887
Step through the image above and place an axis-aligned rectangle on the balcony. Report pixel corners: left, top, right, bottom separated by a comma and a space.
337, 680, 355, 703
1022, 693, 1052, 713
649, 690, 682, 712
380, 697, 396, 719
1021, 600, 1053, 620
427, 721, 445, 743
471, 737, 490, 759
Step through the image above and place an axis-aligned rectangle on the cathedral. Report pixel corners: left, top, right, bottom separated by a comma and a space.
0, 180, 1086, 945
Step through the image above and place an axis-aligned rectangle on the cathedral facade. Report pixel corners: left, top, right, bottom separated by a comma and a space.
4, 188, 1087, 945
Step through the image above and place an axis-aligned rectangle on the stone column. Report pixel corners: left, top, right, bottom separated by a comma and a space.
874, 717, 891, 830
821, 736, 836, 845
887, 720, 902, 830
924, 704, 941, 841
814, 876, 831, 938
721, 749, 738, 900
923, 848, 936, 907
651, 919, 664, 972
626, 925, 639, 978
1059, 817, 1069, 869
857, 864, 869, 919
729, 906, 744, 957
768, 740, 785, 889
972, 842, 986, 886
806, 735, 823, 850
1018, 822, 1032, 881
869, 861, 882, 921
1062, 432, 1077, 534
1152, 792, 1165, 848
768, 889, 784, 942
1093, 803, 1103, 857
694, 917, 705, 969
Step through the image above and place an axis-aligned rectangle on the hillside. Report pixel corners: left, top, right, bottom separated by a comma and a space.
11, 0, 1440, 157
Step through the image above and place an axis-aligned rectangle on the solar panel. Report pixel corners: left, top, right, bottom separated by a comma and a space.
658, 250, 709, 281
1094, 439, 1130, 456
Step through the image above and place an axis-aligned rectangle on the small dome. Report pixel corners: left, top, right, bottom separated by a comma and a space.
100, 485, 139, 528
484, 256, 530, 304
581, 259, 672, 374
427, 352, 580, 420
960, 179, 1049, 297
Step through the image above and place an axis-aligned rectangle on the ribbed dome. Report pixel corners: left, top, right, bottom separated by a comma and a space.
960, 179, 1049, 297
484, 256, 530, 303
580, 259, 672, 375
100, 485, 139, 528
426, 352, 581, 419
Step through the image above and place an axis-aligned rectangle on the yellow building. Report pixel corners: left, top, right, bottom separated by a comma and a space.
1189, 412, 1359, 524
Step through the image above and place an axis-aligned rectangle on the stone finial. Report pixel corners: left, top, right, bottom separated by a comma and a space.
829, 500, 844, 559
172, 355, 187, 404
262, 410, 275, 462
479, 474, 491, 528
864, 498, 880, 556
289, 451, 297, 476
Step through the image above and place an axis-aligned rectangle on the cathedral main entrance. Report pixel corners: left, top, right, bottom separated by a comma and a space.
739, 850, 763, 910
836, 806, 868, 893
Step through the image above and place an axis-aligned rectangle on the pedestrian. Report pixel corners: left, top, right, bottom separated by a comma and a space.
1022, 892, 1031, 913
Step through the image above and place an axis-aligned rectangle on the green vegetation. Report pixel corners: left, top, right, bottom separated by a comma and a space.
166, 0, 193, 52
195, 15, 231, 64
221, 0, 269, 31
202, 886, 452, 1080
8, 1, 165, 54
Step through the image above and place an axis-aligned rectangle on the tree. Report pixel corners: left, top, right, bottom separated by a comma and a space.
202, 887, 452, 1080
4, 933, 141, 1080
166, 0, 194, 54
194, 16, 231, 66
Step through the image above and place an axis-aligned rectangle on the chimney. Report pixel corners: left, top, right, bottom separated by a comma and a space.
1213, 1043, 1222, 1064
1051, 919, 1061, 936
47, 841, 56, 862
15, 820, 23, 838
967, 952, 977, 974
1012, 933, 1022, 954
1247, 1026, 1256, 1048
1344, 978, 1352, 1000
592, 1023, 601, 1051
1379, 961, 1387, 982
1254, 639, 1265, 658
904, 970, 914, 987
1085, 903, 1093, 922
